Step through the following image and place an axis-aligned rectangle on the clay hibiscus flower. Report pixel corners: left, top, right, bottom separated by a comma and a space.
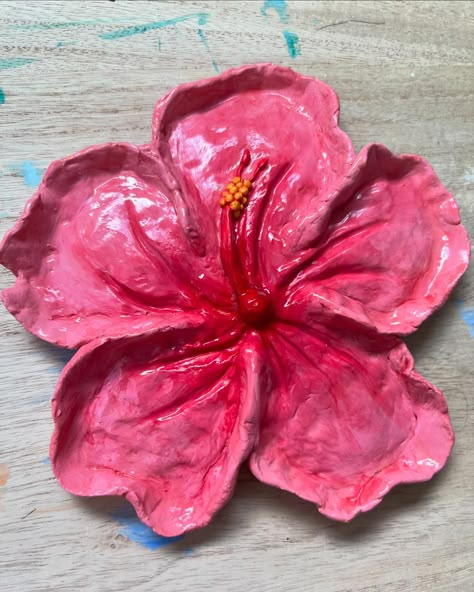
0, 64, 469, 536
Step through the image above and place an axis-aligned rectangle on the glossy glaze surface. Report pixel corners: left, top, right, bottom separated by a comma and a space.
0, 64, 470, 536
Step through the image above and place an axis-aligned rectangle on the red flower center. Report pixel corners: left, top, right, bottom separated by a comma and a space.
238, 287, 273, 328
219, 150, 273, 329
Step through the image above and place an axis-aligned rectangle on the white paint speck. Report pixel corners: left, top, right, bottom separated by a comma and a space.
463, 166, 474, 183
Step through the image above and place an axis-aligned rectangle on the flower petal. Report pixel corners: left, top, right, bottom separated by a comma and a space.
50, 327, 264, 536
0, 143, 232, 347
152, 63, 354, 285
250, 317, 454, 521
280, 144, 470, 334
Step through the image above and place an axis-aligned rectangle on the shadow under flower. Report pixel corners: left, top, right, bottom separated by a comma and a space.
72, 455, 453, 551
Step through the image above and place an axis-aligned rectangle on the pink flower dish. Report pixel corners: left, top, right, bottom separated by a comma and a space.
0, 64, 470, 536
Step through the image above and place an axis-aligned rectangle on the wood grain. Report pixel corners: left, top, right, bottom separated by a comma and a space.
0, 1, 473, 591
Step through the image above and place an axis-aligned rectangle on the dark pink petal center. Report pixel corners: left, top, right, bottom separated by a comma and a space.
217, 151, 274, 329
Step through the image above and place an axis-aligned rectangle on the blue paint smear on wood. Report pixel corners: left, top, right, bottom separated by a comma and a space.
21, 161, 43, 187
464, 167, 474, 183
283, 30, 301, 58
261, 0, 289, 24
31, 391, 51, 406
112, 506, 184, 550
0, 211, 9, 218
0, 58, 36, 71
100, 13, 208, 40
41, 457, 51, 465
47, 365, 66, 374
0, 88, 5, 104
457, 301, 474, 338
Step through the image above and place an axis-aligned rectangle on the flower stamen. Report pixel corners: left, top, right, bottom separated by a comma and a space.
218, 150, 268, 220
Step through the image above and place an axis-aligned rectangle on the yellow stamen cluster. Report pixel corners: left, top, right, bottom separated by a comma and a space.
219, 176, 253, 219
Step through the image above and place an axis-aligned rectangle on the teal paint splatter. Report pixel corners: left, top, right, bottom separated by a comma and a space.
260, 1, 300, 58
10, 19, 137, 30
0, 88, 5, 104
0, 58, 36, 71
0, 211, 9, 218
196, 14, 208, 27
197, 28, 210, 51
98, 13, 218, 73
112, 507, 184, 550
261, 0, 289, 23
283, 30, 301, 58
56, 41, 65, 48
21, 161, 43, 187
197, 28, 220, 73
99, 13, 208, 40
457, 301, 474, 338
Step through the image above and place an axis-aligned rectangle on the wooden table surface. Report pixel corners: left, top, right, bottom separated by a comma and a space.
1, 1, 473, 591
